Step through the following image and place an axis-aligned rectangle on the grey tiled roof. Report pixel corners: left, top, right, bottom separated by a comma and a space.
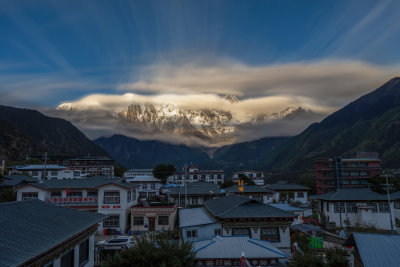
204, 194, 294, 219
179, 207, 219, 228
16, 176, 134, 190
169, 181, 223, 196
0, 200, 106, 267
224, 185, 273, 193
267, 183, 309, 191
1, 175, 38, 187
193, 236, 287, 259
346, 233, 400, 267
311, 188, 388, 201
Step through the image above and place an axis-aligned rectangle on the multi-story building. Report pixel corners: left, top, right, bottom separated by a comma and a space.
9, 164, 85, 179
268, 181, 310, 204
224, 184, 274, 204
124, 169, 162, 198
63, 158, 115, 176
168, 165, 224, 185
131, 202, 178, 233
312, 188, 395, 231
315, 153, 381, 194
232, 170, 265, 185
168, 181, 224, 207
15, 176, 138, 235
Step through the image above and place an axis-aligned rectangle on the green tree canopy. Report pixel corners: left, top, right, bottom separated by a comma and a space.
153, 164, 176, 184
239, 174, 255, 185
102, 232, 194, 267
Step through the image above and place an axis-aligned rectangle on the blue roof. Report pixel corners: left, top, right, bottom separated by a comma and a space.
349, 233, 400, 267
179, 207, 218, 228
269, 204, 303, 211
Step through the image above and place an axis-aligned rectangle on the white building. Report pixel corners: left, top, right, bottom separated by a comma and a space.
168, 165, 224, 185
232, 170, 265, 185
15, 176, 138, 235
312, 188, 395, 230
224, 184, 274, 204
269, 203, 309, 225
168, 181, 224, 207
179, 207, 222, 242
124, 169, 162, 198
268, 181, 310, 204
0, 200, 106, 267
10, 164, 85, 179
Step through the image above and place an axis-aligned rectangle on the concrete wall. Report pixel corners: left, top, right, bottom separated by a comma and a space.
51, 234, 95, 267
181, 222, 222, 242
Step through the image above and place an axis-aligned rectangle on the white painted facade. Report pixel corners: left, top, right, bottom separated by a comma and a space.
181, 222, 222, 242
10, 164, 85, 179
51, 235, 95, 267
232, 170, 265, 185
273, 191, 308, 204
168, 166, 224, 185
316, 200, 395, 230
16, 183, 138, 235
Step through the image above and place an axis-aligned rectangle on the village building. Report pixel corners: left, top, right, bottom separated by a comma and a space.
63, 158, 115, 176
224, 184, 274, 204
0, 200, 106, 267
203, 194, 294, 255
0, 174, 37, 192
9, 164, 85, 179
179, 207, 222, 242
192, 236, 287, 266
232, 170, 265, 185
269, 203, 311, 225
168, 181, 224, 207
168, 165, 224, 185
15, 176, 138, 235
390, 191, 400, 227
268, 181, 310, 204
315, 153, 381, 194
312, 188, 395, 230
345, 232, 400, 267
124, 169, 162, 198
130, 201, 178, 233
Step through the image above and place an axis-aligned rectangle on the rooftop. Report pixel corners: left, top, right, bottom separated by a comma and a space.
0, 200, 106, 267
193, 236, 287, 259
1, 175, 38, 187
311, 188, 388, 201
13, 164, 66, 170
204, 194, 294, 219
269, 203, 304, 212
179, 207, 219, 228
345, 233, 400, 267
169, 181, 223, 195
224, 184, 272, 193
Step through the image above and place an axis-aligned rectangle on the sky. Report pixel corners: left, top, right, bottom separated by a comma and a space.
1, 0, 400, 143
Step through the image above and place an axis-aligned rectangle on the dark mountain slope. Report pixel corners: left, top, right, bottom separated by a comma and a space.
0, 105, 107, 159
261, 77, 400, 171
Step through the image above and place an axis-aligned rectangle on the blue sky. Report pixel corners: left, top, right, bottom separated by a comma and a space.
1, 0, 400, 108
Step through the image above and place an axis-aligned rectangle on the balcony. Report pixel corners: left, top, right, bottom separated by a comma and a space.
46, 197, 98, 208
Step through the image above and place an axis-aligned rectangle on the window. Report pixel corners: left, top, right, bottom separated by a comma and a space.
151, 183, 156, 190
31, 171, 39, 177
87, 191, 97, 197
395, 202, 400, 209
334, 203, 345, 213
192, 197, 198, 205
103, 215, 119, 227
51, 171, 58, 176
254, 195, 263, 203
367, 202, 378, 213
51, 191, 61, 197
379, 202, 389, 213
133, 216, 144, 225
69, 191, 83, 197
215, 228, 222, 236
127, 191, 131, 202
186, 229, 198, 238
79, 239, 89, 266
132, 190, 136, 200
346, 203, 357, 213
232, 228, 250, 236
297, 192, 304, 198
104, 192, 120, 204
61, 249, 74, 267
326, 202, 329, 212
360, 171, 368, 176
158, 216, 169, 225
350, 172, 358, 177
261, 227, 280, 242
22, 192, 38, 200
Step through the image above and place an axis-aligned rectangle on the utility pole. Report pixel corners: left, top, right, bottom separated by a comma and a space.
385, 173, 395, 233
42, 152, 48, 180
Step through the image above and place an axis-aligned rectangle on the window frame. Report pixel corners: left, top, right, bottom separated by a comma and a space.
158, 215, 169, 226
260, 227, 280, 242
133, 216, 144, 225
104, 191, 120, 204
22, 192, 38, 200
103, 215, 120, 227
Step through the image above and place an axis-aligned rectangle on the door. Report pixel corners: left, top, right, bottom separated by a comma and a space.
149, 217, 155, 231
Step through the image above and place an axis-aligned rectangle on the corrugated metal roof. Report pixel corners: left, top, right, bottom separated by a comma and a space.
127, 177, 161, 183
224, 185, 273, 193
0, 200, 106, 267
269, 204, 304, 211
312, 188, 388, 201
16, 165, 66, 170
204, 195, 294, 219
179, 207, 218, 228
169, 181, 223, 196
193, 236, 287, 259
351, 233, 400, 267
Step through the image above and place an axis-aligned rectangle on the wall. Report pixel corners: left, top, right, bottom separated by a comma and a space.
16, 186, 49, 201
181, 222, 222, 242
131, 208, 177, 232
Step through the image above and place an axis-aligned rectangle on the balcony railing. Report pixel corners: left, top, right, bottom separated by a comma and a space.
46, 197, 98, 206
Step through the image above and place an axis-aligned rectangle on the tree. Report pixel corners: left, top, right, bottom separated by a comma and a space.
369, 175, 400, 194
221, 180, 235, 188
153, 164, 176, 185
114, 164, 127, 178
325, 247, 349, 267
239, 174, 255, 185
288, 251, 324, 267
102, 232, 195, 267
